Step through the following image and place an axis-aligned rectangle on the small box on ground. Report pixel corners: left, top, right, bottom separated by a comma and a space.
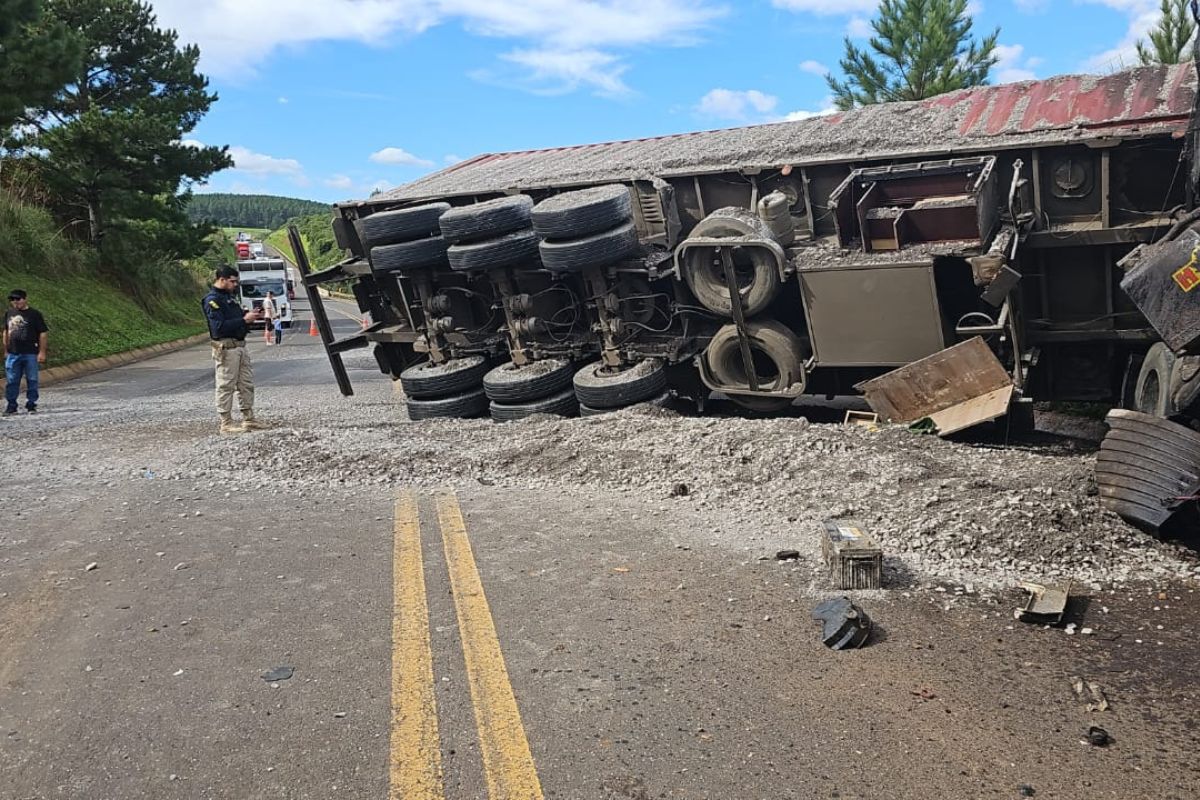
821, 519, 883, 590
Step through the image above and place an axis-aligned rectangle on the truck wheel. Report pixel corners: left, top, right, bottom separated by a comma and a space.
400, 356, 489, 399
705, 320, 805, 413
489, 387, 579, 422
406, 387, 489, 420
355, 203, 450, 249
483, 358, 574, 402
573, 358, 667, 409
682, 209, 781, 317
580, 391, 672, 416
447, 229, 540, 272
438, 196, 533, 244
532, 184, 633, 240
538, 221, 639, 273
371, 237, 449, 272
1134, 343, 1177, 417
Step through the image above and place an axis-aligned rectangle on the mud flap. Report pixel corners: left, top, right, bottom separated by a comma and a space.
1096, 409, 1200, 534
853, 336, 1014, 436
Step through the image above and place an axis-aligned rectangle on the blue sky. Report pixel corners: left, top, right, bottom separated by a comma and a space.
153, 0, 1160, 204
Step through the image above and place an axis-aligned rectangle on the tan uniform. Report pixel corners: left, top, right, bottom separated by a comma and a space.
212, 339, 255, 416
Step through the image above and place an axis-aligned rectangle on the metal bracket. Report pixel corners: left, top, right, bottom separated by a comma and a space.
288, 225, 356, 397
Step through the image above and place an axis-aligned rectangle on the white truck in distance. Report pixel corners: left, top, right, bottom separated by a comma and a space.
236, 257, 293, 328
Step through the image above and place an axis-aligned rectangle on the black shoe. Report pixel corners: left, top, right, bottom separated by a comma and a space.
3, 408, 16, 416
26, 405, 37, 413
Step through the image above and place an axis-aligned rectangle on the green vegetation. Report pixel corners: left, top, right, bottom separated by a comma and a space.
188, 193, 330, 229
266, 212, 343, 272
0, 0, 81, 131
827, 0, 999, 110
1137, 0, 1196, 65
0, 194, 204, 366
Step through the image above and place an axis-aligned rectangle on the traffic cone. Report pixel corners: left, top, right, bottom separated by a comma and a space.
308, 318, 318, 336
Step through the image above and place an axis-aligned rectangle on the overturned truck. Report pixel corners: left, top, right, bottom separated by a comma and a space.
298, 63, 1200, 532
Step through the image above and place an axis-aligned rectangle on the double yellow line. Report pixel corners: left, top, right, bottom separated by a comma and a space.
391, 490, 544, 800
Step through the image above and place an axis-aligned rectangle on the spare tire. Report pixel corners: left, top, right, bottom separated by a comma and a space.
705, 320, 806, 413
483, 358, 574, 403
538, 221, 639, 273
356, 203, 450, 248
573, 358, 667, 409
406, 387, 489, 421
400, 356, 489, 399
439, 196, 533, 244
682, 208, 781, 317
447, 228, 540, 272
532, 184, 633, 240
370, 237, 449, 272
489, 387, 579, 422
1133, 343, 1176, 418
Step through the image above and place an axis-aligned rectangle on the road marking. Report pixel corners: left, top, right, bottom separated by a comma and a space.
436, 492, 544, 800
391, 492, 444, 800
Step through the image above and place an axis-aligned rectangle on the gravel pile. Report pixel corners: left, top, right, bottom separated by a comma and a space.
6, 344, 1196, 592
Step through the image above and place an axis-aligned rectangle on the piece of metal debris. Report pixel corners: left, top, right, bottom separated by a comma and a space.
842, 409, 879, 427
821, 519, 883, 590
774, 549, 800, 561
261, 666, 295, 682
670, 482, 690, 497
812, 596, 872, 650
1014, 581, 1072, 624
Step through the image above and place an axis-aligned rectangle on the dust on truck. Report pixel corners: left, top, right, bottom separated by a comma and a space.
294, 62, 1200, 535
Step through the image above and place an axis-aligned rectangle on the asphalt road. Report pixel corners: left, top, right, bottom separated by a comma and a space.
1, 299, 1199, 800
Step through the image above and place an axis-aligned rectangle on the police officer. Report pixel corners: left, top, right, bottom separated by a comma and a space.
204, 266, 267, 434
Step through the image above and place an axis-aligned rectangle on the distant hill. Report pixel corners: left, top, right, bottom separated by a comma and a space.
187, 193, 330, 229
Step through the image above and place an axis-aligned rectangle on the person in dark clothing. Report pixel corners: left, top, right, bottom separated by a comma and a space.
4, 289, 49, 415
203, 266, 265, 434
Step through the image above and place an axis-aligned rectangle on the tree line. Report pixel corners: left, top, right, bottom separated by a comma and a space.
185, 193, 330, 230
0, 0, 227, 272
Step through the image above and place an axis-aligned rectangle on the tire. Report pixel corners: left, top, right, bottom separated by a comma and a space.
1097, 408, 1200, 533
682, 208, 782, 317
400, 356, 489, 399
489, 387, 579, 422
573, 358, 667, 409
371, 237, 449, 272
706, 320, 806, 413
531, 184, 633, 239
580, 391, 672, 417
406, 387, 489, 420
447, 228, 540, 272
538, 221, 639, 273
483, 358, 574, 403
1134, 343, 1176, 417
355, 203, 450, 248
438, 196, 533, 244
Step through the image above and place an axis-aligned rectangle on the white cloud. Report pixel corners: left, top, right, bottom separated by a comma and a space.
1079, 0, 1161, 72
846, 17, 872, 37
966, 0, 984, 15
228, 145, 305, 179
770, 0, 876, 14
277, 96, 288, 104
799, 59, 828, 76
779, 98, 838, 121
324, 174, 355, 190
696, 88, 778, 121
148, 0, 726, 94
497, 48, 630, 96
369, 146, 435, 167
994, 43, 1038, 83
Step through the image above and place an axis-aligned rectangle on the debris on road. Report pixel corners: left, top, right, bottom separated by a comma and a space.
261, 666, 295, 682
812, 596, 872, 650
774, 549, 800, 562
1014, 581, 1072, 625
821, 519, 883, 590
1070, 677, 1109, 712
1086, 726, 1112, 747
84, 562, 98, 571
670, 482, 690, 497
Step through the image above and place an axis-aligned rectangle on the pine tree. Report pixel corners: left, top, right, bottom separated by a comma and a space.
0, 0, 81, 132
12, 0, 230, 251
826, 0, 999, 110
1136, 0, 1196, 65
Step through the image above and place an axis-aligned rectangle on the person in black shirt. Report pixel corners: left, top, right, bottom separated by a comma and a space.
4, 289, 49, 415
203, 266, 265, 433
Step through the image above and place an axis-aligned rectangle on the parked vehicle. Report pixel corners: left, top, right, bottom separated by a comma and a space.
236, 257, 293, 328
